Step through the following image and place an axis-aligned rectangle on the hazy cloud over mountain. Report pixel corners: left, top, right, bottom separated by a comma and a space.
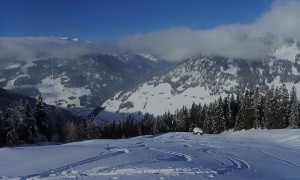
0, 37, 117, 60
117, 0, 300, 61
1, 1, 300, 62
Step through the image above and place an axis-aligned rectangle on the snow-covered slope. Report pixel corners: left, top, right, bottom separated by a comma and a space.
99, 42, 300, 118
0, 53, 170, 109
1, 129, 300, 179
271, 41, 300, 62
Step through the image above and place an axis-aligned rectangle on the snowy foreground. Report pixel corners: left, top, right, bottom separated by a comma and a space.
1, 129, 300, 180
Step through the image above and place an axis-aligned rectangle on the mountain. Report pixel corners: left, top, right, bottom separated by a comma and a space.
98, 41, 300, 119
0, 53, 170, 110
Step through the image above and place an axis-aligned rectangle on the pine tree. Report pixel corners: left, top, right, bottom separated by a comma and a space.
200, 103, 207, 129
253, 87, 261, 129
280, 84, 290, 127
5, 101, 23, 145
233, 92, 242, 130
35, 95, 49, 141
65, 121, 77, 142
273, 87, 285, 129
203, 103, 213, 134
23, 101, 39, 143
236, 90, 255, 130
288, 86, 299, 128
175, 108, 186, 132
51, 106, 65, 142
189, 102, 199, 129
108, 120, 118, 138
76, 117, 87, 141
152, 116, 159, 135
141, 113, 155, 135
211, 97, 225, 134
86, 115, 98, 139
259, 96, 266, 129
228, 94, 236, 129
98, 119, 109, 138
223, 95, 230, 130
264, 87, 275, 129
0, 110, 5, 145
181, 106, 189, 131
164, 111, 176, 132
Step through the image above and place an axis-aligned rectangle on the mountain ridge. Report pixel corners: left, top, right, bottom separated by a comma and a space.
97, 41, 300, 119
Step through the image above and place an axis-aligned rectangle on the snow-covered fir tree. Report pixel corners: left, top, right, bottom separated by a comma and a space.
86, 115, 98, 139
253, 87, 261, 129
288, 86, 299, 128
35, 95, 49, 141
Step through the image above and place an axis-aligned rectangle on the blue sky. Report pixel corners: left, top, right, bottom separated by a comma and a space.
0, 0, 274, 41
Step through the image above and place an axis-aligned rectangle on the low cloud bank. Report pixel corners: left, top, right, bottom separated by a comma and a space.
117, 0, 300, 61
0, 37, 117, 60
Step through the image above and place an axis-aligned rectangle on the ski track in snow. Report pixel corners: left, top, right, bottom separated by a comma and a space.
20, 149, 128, 180
241, 145, 300, 168
200, 148, 250, 174
148, 147, 193, 162
2, 130, 300, 179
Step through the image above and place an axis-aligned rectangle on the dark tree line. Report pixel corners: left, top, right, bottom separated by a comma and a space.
171, 85, 300, 134
1, 85, 300, 146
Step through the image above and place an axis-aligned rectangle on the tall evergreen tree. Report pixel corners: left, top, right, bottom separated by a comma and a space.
23, 101, 39, 143
265, 87, 275, 129
280, 84, 290, 127
273, 87, 285, 129
189, 102, 200, 129
288, 86, 299, 128
35, 95, 49, 141
211, 98, 225, 134
228, 94, 236, 129
65, 121, 77, 142
223, 95, 230, 130
253, 87, 261, 129
203, 103, 213, 134
236, 90, 255, 130
175, 107, 188, 131
76, 117, 87, 141
259, 95, 266, 129
51, 106, 65, 142
5, 101, 23, 145
200, 104, 207, 130
86, 115, 98, 139
141, 113, 155, 135
233, 92, 242, 130
0, 110, 5, 145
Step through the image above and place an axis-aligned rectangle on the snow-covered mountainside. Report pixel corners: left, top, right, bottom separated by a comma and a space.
1, 129, 300, 179
99, 41, 300, 118
0, 53, 170, 109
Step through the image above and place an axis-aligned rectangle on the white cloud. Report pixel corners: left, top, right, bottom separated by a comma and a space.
0, 37, 117, 60
117, 0, 300, 61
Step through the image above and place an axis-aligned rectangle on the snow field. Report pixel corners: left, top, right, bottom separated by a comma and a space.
1, 129, 300, 179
